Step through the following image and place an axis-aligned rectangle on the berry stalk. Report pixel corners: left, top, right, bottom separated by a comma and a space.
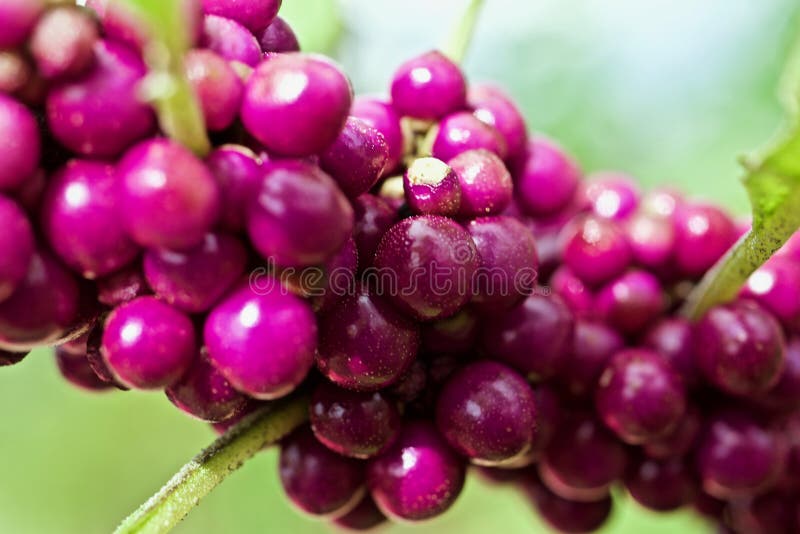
441, 0, 486, 64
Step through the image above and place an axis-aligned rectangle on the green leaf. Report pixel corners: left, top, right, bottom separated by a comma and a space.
115, 0, 211, 155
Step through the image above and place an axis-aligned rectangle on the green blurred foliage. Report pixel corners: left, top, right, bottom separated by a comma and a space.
1, 1, 799, 533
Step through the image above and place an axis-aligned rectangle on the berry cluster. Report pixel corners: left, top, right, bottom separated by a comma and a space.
1, 1, 799, 532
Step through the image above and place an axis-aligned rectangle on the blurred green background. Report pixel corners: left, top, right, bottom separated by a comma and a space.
2, 0, 799, 532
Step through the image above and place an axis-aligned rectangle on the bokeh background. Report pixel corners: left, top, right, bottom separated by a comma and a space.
1, 0, 799, 532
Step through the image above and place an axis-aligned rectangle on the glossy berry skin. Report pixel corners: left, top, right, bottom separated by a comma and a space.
390, 50, 466, 120
643, 405, 702, 460
468, 84, 528, 161
46, 40, 155, 158
0, 0, 45, 48
367, 421, 466, 522
624, 455, 695, 511
184, 49, 243, 131
741, 256, 800, 332
482, 293, 574, 381
696, 413, 786, 499
695, 300, 785, 397
117, 139, 220, 251
204, 281, 317, 400
200, 15, 262, 67
247, 161, 353, 267
373, 215, 479, 321
206, 145, 262, 232
0, 94, 40, 192
351, 194, 397, 270
316, 284, 420, 391
596, 349, 686, 444
673, 202, 737, 278
624, 210, 676, 268
259, 17, 300, 54
466, 216, 538, 308
431, 111, 507, 162
41, 160, 138, 279
550, 266, 595, 317
333, 496, 387, 531
448, 149, 513, 218
0, 196, 34, 303
539, 413, 627, 502
526, 480, 613, 534
561, 215, 632, 287
29, 6, 98, 80
582, 172, 640, 220
350, 97, 404, 176
320, 117, 389, 198
144, 232, 247, 313
643, 318, 699, 387
202, 0, 281, 33
514, 137, 581, 217
436, 361, 537, 466
559, 320, 624, 397
310, 381, 401, 459
56, 349, 113, 392
165, 352, 248, 422
101, 297, 195, 390
594, 270, 665, 335
241, 54, 353, 157
0, 250, 79, 349
757, 336, 800, 412
403, 157, 461, 216
279, 427, 365, 518
96, 263, 151, 307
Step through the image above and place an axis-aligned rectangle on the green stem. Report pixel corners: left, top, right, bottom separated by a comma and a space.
113, 396, 308, 534
441, 0, 486, 64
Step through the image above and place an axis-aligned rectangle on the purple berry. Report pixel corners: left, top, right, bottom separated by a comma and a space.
206, 145, 263, 232
29, 6, 98, 80
117, 139, 221, 251
0, 195, 34, 302
41, 160, 139, 279
436, 360, 537, 466
643, 318, 699, 387
333, 495, 387, 531
46, 40, 155, 157
431, 111, 507, 162
526, 479, 613, 534
482, 293, 574, 381
466, 215, 538, 308
165, 351, 249, 422
144, 232, 247, 313
200, 14, 262, 67
468, 84, 528, 161
310, 381, 401, 459
596, 349, 687, 444
696, 412, 786, 499
673, 202, 737, 278
101, 297, 196, 390
367, 421, 466, 522
561, 215, 632, 286
624, 209, 676, 268
0, 93, 40, 192
594, 269, 665, 335
448, 149, 513, 218
550, 266, 595, 317
643, 405, 702, 460
56, 348, 113, 392
185, 49, 244, 132
514, 136, 581, 217
316, 284, 419, 391
350, 97, 405, 177
259, 16, 300, 54
582, 172, 640, 220
624, 455, 695, 511
0, 0, 45, 48
313, 237, 359, 314
247, 160, 353, 267
202, 0, 281, 33
695, 300, 785, 396
729, 490, 799, 534
279, 427, 366, 518
351, 194, 397, 270
559, 320, 624, 397
757, 336, 800, 412
241, 53, 353, 157
373, 215, 479, 321
403, 157, 461, 216
320, 117, 389, 198
390, 51, 466, 120
741, 256, 800, 332
420, 307, 478, 357
204, 281, 317, 399
96, 263, 151, 307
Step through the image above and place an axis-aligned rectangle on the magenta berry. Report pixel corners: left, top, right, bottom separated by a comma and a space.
320, 117, 389, 198
96, 263, 151, 308
29, 6, 98, 80
0, 195, 34, 303
0, 0, 45, 48
624, 209, 676, 268
204, 281, 317, 400
526, 479, 613, 534
559, 320, 624, 397
202, 0, 281, 33
643, 318, 699, 387
206, 145, 263, 232
390, 50, 466, 120
0, 93, 40, 192
56, 348, 113, 392
259, 16, 300, 54
201, 14, 262, 67
514, 136, 582, 218
185, 49, 244, 132
643, 405, 702, 460
436, 360, 538, 466
468, 84, 528, 161
350, 97, 404, 176
550, 266, 595, 317
310, 381, 401, 459
673, 202, 737, 278
757, 336, 800, 412
582, 172, 640, 220
624, 455, 695, 511
367, 421, 466, 522
431, 111, 507, 162
561, 215, 632, 286
41, 160, 139, 279
594, 269, 665, 334
333, 496, 387, 531
241, 53, 353, 157
448, 149, 513, 218
351, 194, 397, 270
741, 256, 800, 332
403, 157, 461, 216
